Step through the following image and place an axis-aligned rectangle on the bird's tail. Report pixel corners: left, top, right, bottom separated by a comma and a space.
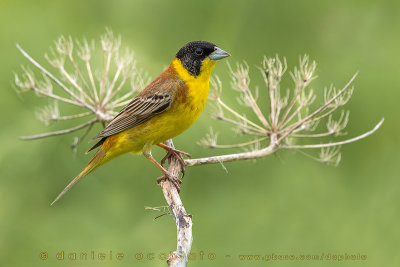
51, 148, 107, 205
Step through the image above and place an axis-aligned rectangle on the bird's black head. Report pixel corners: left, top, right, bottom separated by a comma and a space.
176, 41, 230, 76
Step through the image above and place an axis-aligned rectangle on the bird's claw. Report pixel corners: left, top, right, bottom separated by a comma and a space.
157, 172, 182, 193
160, 148, 190, 178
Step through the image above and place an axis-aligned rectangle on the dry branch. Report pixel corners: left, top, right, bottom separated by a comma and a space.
160, 140, 192, 266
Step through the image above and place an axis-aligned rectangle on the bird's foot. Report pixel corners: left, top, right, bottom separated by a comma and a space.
160, 147, 190, 177
157, 172, 182, 193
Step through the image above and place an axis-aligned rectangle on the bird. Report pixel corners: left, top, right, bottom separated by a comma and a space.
51, 41, 230, 205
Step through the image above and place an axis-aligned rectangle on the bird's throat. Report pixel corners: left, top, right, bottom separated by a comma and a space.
172, 58, 216, 82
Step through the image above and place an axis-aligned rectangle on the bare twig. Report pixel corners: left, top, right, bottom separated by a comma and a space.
217, 99, 267, 134
214, 115, 266, 136
71, 122, 95, 151
290, 132, 335, 138
160, 140, 192, 267
186, 134, 279, 167
186, 118, 383, 167
19, 118, 97, 140
281, 118, 384, 149
206, 137, 268, 149
57, 111, 93, 121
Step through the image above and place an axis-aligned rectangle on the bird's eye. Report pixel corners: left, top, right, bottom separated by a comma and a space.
195, 48, 203, 56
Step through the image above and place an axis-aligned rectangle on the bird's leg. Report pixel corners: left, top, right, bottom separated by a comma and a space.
142, 143, 181, 192
157, 143, 190, 177
147, 155, 181, 192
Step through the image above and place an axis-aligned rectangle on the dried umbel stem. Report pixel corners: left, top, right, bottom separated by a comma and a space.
15, 29, 149, 147
160, 140, 192, 267
197, 55, 383, 167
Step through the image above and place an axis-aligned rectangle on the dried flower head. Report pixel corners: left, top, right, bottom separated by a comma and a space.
15, 30, 148, 146
197, 55, 383, 166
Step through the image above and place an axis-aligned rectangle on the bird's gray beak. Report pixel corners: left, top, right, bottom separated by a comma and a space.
209, 47, 231, 60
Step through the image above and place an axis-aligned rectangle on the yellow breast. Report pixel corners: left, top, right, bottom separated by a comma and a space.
139, 58, 216, 145
110, 57, 216, 155
171, 57, 216, 120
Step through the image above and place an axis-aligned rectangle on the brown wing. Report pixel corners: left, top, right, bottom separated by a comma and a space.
87, 93, 171, 152
86, 65, 182, 153
95, 93, 172, 139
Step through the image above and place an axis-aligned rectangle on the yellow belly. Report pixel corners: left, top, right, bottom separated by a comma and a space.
102, 58, 215, 160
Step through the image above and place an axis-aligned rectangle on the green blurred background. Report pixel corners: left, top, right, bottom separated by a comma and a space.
0, 0, 399, 266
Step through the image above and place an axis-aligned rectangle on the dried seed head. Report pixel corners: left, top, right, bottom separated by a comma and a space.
77, 38, 94, 62
291, 55, 317, 86
197, 128, 218, 148
101, 28, 121, 53
15, 29, 150, 148
116, 49, 134, 71
327, 110, 349, 136
36, 75, 53, 95
45, 47, 65, 69
297, 89, 316, 106
55, 35, 74, 57
209, 76, 222, 101
35, 102, 60, 125
228, 61, 250, 93
319, 146, 341, 166
14, 67, 35, 92
277, 88, 290, 110
210, 103, 224, 120
262, 55, 287, 86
